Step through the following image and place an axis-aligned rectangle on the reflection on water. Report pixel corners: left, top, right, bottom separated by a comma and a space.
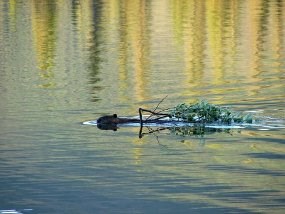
0, 0, 285, 213
32, 0, 57, 88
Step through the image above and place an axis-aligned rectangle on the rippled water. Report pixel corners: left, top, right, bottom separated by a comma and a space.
1, 0, 285, 213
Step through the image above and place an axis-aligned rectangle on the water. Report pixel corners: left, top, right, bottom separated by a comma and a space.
0, 0, 285, 213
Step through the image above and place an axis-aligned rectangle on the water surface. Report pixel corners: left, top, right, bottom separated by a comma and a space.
1, 0, 285, 213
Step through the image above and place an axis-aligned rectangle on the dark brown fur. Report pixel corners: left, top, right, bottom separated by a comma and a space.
97, 114, 140, 124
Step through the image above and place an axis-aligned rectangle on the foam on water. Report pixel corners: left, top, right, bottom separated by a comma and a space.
0, 209, 33, 214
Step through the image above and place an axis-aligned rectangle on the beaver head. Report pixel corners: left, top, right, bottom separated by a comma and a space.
97, 114, 119, 124
97, 114, 119, 131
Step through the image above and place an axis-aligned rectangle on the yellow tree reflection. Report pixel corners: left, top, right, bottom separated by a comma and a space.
119, 0, 151, 101
31, 0, 58, 88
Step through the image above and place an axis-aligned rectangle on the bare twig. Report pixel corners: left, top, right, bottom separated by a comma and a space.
140, 108, 171, 121
146, 96, 168, 120
139, 106, 171, 138
138, 97, 171, 139
139, 107, 144, 128
152, 95, 168, 113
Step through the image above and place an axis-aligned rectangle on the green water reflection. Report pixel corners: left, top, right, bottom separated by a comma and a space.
0, 0, 285, 213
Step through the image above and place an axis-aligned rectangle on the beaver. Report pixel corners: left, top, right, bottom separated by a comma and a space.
96, 114, 141, 131
96, 113, 171, 131
97, 114, 140, 124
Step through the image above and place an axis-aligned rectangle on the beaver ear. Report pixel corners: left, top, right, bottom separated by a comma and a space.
113, 114, 117, 118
